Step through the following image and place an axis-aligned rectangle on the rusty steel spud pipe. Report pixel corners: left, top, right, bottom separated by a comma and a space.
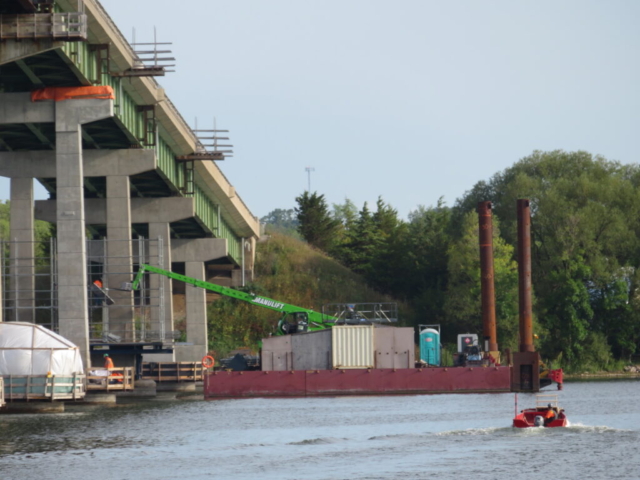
477, 201, 498, 352
517, 199, 535, 353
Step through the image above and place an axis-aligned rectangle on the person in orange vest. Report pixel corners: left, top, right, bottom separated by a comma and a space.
544, 404, 557, 425
104, 353, 114, 369
92, 279, 104, 306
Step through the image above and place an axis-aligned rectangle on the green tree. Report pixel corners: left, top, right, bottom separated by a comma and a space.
261, 208, 299, 237
453, 150, 640, 368
331, 198, 359, 253
404, 200, 451, 299
295, 191, 340, 252
339, 202, 382, 276
332, 198, 358, 227
0, 200, 53, 260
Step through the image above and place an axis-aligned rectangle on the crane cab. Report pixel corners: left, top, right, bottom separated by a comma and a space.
279, 312, 310, 334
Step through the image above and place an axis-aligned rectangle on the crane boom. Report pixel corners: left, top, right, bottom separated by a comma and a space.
129, 264, 334, 334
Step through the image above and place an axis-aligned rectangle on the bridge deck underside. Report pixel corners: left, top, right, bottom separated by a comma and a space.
0, 40, 246, 256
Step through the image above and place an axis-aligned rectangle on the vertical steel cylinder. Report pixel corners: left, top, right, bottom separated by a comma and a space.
477, 201, 498, 352
517, 199, 535, 353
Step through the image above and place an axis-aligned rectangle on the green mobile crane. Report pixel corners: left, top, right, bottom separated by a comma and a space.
129, 264, 398, 335
128, 264, 336, 335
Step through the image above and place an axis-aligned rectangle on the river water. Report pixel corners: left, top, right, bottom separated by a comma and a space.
1, 379, 638, 480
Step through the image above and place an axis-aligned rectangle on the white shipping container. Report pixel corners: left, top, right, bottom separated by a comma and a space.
332, 325, 375, 369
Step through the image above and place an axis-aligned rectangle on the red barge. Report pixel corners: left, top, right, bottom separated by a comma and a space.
204, 365, 513, 399
203, 360, 562, 399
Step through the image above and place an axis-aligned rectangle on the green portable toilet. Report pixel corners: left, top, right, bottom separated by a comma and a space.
419, 327, 440, 366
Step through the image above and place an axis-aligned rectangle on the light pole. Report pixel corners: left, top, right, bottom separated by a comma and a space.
305, 166, 315, 192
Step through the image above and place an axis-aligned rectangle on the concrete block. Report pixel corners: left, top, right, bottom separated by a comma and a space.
84, 149, 156, 176
57, 292, 88, 313
0, 149, 156, 178
172, 238, 227, 262
156, 383, 196, 393
55, 229, 85, 254
55, 171, 84, 189
55, 132, 83, 154
55, 264, 86, 283
132, 197, 195, 223
175, 345, 208, 363
79, 393, 117, 405
56, 185, 85, 204
58, 319, 90, 354
55, 98, 113, 131
0, 152, 43, 178
0, 93, 55, 124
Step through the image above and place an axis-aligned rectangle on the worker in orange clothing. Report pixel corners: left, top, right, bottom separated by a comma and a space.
104, 353, 114, 369
544, 404, 557, 426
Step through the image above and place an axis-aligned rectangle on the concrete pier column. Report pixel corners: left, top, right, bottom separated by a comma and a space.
54, 98, 113, 369
105, 175, 134, 342
55, 104, 90, 367
178, 261, 208, 362
149, 222, 174, 357
9, 177, 35, 322
171, 238, 227, 362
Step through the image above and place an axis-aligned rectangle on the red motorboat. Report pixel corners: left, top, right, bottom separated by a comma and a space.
513, 394, 568, 428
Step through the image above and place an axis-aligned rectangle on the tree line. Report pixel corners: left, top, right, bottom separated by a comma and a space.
264, 151, 640, 372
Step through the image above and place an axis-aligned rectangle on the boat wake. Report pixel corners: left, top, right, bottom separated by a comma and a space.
560, 423, 629, 433
435, 427, 507, 436
288, 437, 345, 446
368, 433, 426, 441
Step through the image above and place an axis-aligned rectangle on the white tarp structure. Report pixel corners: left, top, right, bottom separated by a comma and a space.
0, 322, 84, 376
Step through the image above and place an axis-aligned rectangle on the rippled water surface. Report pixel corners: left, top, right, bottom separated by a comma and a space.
1, 379, 639, 480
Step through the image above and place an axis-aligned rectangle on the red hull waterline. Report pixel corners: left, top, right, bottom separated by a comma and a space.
204, 366, 512, 399
513, 409, 568, 428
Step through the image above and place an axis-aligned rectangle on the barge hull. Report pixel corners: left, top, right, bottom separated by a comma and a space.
204, 366, 511, 399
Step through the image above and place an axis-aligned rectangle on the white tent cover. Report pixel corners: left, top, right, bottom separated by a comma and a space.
0, 322, 84, 376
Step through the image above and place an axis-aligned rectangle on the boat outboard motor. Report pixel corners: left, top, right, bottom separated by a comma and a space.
534, 415, 544, 427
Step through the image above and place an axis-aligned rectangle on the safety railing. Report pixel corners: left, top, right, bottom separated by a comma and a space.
141, 362, 203, 382
0, 13, 87, 40
2, 373, 86, 401
86, 367, 134, 391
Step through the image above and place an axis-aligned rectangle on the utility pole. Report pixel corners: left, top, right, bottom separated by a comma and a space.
305, 166, 315, 192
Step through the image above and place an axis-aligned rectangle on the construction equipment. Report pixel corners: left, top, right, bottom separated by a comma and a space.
127, 265, 396, 335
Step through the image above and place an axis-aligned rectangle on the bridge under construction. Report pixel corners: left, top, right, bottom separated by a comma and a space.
0, 0, 261, 368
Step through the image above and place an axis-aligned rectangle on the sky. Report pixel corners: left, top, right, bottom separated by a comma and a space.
3, 0, 639, 220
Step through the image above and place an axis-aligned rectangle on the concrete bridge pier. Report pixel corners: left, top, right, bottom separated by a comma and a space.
55, 98, 113, 368
105, 174, 134, 342
172, 238, 227, 362
9, 177, 35, 322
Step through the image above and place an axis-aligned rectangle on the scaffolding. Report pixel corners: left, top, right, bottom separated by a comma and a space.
0, 12, 87, 41
1, 237, 167, 344
1, 238, 58, 331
